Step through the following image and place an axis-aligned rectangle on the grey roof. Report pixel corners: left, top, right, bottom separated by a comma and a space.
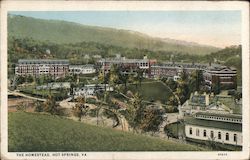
18, 59, 69, 64
185, 117, 242, 132
69, 64, 95, 67
206, 65, 237, 72
190, 95, 206, 105
195, 112, 242, 119
152, 63, 208, 70
98, 58, 148, 63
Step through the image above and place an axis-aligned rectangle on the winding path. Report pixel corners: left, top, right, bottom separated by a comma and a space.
8, 90, 46, 102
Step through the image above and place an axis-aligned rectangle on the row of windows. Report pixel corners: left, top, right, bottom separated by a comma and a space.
189, 128, 237, 142
139, 63, 149, 67
196, 115, 242, 123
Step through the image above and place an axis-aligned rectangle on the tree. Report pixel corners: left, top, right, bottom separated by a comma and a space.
43, 95, 61, 115
164, 126, 171, 139
16, 102, 27, 112
189, 70, 203, 93
70, 83, 75, 99
26, 75, 34, 83
168, 95, 178, 107
16, 76, 26, 85
135, 69, 144, 87
125, 92, 144, 132
72, 96, 88, 121
34, 101, 43, 112
175, 71, 190, 104
120, 73, 129, 91
139, 107, 164, 133
212, 77, 221, 95
109, 64, 120, 90
165, 78, 177, 91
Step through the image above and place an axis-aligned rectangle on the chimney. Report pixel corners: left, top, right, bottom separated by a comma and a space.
143, 55, 148, 60
205, 93, 209, 106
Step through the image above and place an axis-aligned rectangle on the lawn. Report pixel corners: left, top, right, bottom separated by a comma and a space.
18, 85, 68, 100
127, 81, 171, 104
8, 112, 204, 152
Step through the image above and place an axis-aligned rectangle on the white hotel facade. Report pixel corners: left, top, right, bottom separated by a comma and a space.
185, 112, 242, 146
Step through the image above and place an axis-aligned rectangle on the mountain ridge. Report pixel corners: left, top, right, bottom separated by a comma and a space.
8, 14, 220, 55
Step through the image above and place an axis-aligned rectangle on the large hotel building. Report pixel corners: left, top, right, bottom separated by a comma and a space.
15, 59, 69, 78
97, 56, 156, 76
203, 65, 237, 90
15, 57, 237, 90
98, 57, 237, 90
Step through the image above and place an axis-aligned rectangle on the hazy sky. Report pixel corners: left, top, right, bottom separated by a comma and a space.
10, 11, 241, 48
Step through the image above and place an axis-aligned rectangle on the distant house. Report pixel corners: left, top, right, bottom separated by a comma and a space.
185, 112, 242, 146
92, 54, 102, 59
71, 84, 113, 97
36, 82, 70, 90
69, 64, 96, 75
84, 54, 90, 59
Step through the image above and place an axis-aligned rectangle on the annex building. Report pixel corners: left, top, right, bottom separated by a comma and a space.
15, 59, 69, 78
69, 64, 96, 75
97, 56, 156, 76
185, 112, 242, 146
203, 64, 237, 90
150, 62, 207, 79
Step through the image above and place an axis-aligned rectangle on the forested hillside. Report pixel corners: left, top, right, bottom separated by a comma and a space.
205, 45, 242, 85
8, 14, 242, 85
8, 15, 219, 55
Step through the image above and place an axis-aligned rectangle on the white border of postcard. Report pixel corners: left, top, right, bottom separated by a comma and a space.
1, 1, 249, 160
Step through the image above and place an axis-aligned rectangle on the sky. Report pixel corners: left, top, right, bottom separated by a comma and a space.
10, 11, 241, 48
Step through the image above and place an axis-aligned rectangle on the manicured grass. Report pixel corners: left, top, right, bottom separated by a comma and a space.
8, 112, 204, 152
18, 85, 68, 100
127, 81, 171, 104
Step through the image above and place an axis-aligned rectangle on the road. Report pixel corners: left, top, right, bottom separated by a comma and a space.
8, 90, 46, 102
158, 113, 179, 138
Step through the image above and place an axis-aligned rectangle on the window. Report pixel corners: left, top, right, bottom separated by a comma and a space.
203, 130, 207, 137
226, 133, 229, 141
210, 131, 214, 138
234, 134, 237, 142
189, 127, 192, 135
218, 132, 221, 139
196, 129, 200, 136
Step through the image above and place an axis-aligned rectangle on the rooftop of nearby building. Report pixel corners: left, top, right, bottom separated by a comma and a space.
98, 57, 149, 63
195, 112, 242, 119
184, 116, 242, 132
152, 62, 208, 69
190, 95, 206, 105
18, 59, 69, 64
206, 64, 237, 72
69, 64, 95, 68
